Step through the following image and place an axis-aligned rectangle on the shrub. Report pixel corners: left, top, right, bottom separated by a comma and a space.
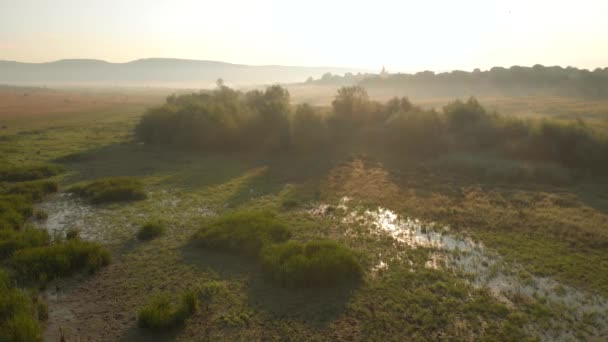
0, 164, 63, 182
69, 177, 146, 204
8, 180, 58, 202
290, 104, 329, 151
137, 221, 165, 241
0, 228, 50, 260
260, 240, 362, 288
137, 291, 199, 331
193, 211, 291, 256
11, 239, 111, 283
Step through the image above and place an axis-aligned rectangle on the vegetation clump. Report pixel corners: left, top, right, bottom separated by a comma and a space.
0, 164, 63, 182
8, 180, 58, 202
0, 228, 50, 260
137, 221, 165, 241
193, 211, 291, 256
137, 291, 199, 331
137, 84, 608, 174
0, 270, 43, 342
0, 195, 33, 230
69, 177, 146, 204
260, 240, 362, 288
11, 239, 111, 283
193, 211, 361, 288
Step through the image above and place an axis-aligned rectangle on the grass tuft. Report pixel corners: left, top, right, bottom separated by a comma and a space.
193, 211, 291, 256
8, 180, 58, 202
10, 239, 111, 284
137, 290, 199, 331
137, 221, 165, 241
0, 164, 63, 182
260, 240, 362, 288
69, 177, 146, 204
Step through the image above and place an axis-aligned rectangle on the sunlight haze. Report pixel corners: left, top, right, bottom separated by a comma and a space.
1, 0, 607, 71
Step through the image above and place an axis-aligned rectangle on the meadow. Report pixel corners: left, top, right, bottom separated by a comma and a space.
1, 86, 608, 341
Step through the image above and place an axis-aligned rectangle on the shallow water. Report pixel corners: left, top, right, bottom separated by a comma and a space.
34, 193, 105, 241
309, 197, 608, 341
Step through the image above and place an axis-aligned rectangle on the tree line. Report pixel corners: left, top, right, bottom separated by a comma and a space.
136, 85, 608, 173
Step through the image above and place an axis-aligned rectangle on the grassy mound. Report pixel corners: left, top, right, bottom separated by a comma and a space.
137, 291, 199, 331
0, 164, 63, 182
0, 195, 33, 230
0, 228, 50, 260
69, 177, 146, 204
137, 221, 165, 241
8, 180, 58, 202
11, 239, 111, 283
260, 240, 362, 288
193, 211, 291, 256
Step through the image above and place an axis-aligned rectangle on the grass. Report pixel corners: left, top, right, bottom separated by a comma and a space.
10, 239, 111, 284
137, 221, 165, 241
0, 163, 63, 182
8, 180, 58, 202
69, 176, 146, 204
0, 270, 43, 342
193, 211, 292, 256
137, 290, 199, 331
0, 195, 33, 230
2, 90, 608, 340
0, 228, 50, 260
260, 240, 362, 288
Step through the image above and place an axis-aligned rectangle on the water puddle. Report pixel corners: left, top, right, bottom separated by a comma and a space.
34, 193, 106, 241
308, 197, 608, 341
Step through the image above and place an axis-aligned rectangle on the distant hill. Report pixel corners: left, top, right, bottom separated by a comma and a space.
0, 58, 367, 88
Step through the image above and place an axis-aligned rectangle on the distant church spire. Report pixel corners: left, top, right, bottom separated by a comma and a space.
380, 66, 388, 77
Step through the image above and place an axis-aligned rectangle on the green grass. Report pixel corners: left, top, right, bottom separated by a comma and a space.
0, 270, 43, 342
69, 176, 146, 204
0, 195, 33, 230
137, 290, 199, 331
0, 228, 50, 260
137, 221, 165, 241
2, 92, 608, 340
8, 180, 58, 202
193, 211, 292, 256
10, 239, 111, 284
0, 164, 63, 182
260, 240, 362, 288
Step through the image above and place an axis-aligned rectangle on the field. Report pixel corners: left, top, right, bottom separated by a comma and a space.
2, 87, 608, 341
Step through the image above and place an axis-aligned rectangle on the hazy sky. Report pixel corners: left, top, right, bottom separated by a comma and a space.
1, 0, 607, 72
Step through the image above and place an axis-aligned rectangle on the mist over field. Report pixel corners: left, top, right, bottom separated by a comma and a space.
2, 1, 608, 341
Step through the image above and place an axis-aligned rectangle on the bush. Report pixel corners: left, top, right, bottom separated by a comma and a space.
69, 177, 146, 204
8, 180, 58, 202
136, 85, 291, 151
11, 239, 111, 283
0, 164, 63, 182
290, 104, 329, 151
137, 221, 165, 241
137, 291, 199, 331
193, 211, 291, 256
260, 240, 362, 288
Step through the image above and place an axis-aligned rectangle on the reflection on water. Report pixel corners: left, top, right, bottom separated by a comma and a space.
309, 197, 608, 341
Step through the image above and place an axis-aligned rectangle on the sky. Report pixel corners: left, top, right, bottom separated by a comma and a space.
1, 0, 607, 72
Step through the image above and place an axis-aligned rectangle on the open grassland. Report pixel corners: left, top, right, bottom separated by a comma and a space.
2, 88, 608, 341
